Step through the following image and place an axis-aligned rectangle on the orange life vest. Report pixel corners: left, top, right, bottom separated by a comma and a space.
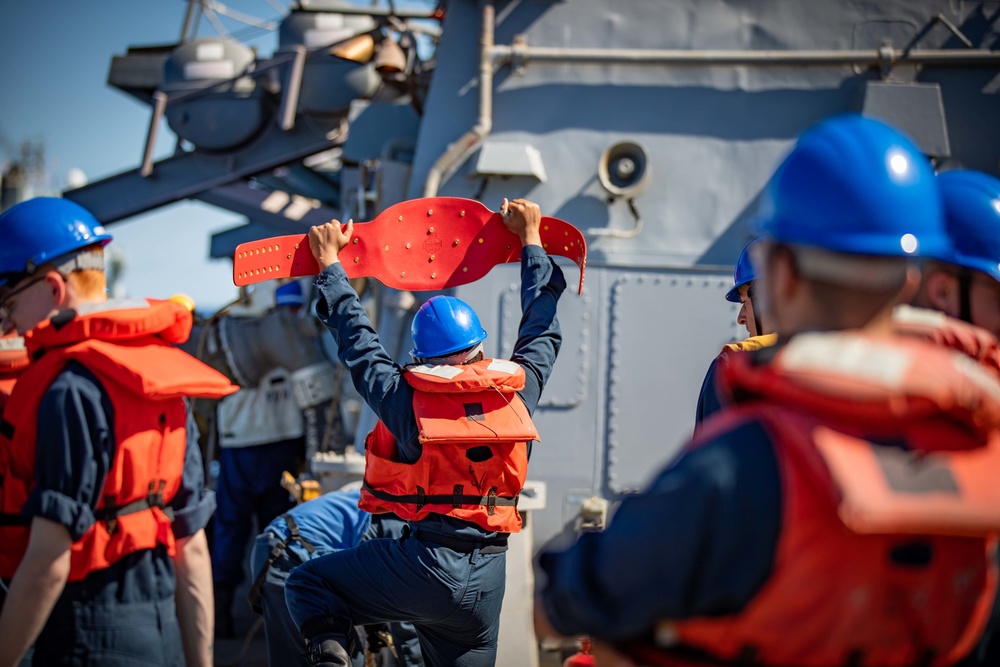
0, 333, 28, 414
358, 359, 537, 533
892, 304, 1000, 377
641, 332, 1000, 667
0, 299, 236, 581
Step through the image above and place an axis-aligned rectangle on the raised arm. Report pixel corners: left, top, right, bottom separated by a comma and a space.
307, 220, 415, 442
501, 199, 566, 414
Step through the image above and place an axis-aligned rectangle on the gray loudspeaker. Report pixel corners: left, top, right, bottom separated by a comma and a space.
598, 142, 650, 198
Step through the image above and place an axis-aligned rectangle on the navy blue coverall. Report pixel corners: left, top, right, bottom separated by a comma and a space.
285, 245, 565, 667
538, 421, 781, 643
250, 489, 424, 667
0, 363, 215, 667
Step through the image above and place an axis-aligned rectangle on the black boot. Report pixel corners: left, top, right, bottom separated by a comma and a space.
306, 634, 353, 667
214, 582, 235, 639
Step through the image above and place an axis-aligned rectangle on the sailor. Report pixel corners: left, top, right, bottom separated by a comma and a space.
534, 115, 1000, 666
903, 169, 1000, 667
284, 198, 565, 667
892, 170, 1000, 373
0, 197, 235, 667
248, 488, 424, 667
211, 279, 308, 638
694, 236, 777, 425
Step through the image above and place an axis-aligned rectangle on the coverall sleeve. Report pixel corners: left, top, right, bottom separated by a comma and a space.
536, 419, 782, 643
511, 245, 566, 415
694, 354, 725, 426
168, 404, 217, 539
312, 264, 418, 446
23, 363, 115, 541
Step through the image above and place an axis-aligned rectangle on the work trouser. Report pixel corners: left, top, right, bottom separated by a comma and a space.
34, 592, 182, 667
285, 529, 507, 667
250, 532, 323, 667
213, 439, 302, 586
16, 547, 183, 667
249, 514, 424, 667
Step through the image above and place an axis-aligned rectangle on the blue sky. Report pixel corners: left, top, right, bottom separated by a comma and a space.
0, 1, 427, 312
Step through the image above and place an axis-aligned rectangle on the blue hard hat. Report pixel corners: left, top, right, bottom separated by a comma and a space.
411, 295, 487, 359
757, 114, 948, 259
0, 197, 112, 288
275, 280, 305, 307
725, 237, 764, 303
935, 170, 1000, 282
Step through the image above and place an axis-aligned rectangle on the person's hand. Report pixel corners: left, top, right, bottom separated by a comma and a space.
308, 219, 353, 269
501, 198, 543, 247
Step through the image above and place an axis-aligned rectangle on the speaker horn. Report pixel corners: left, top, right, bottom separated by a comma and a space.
598, 141, 650, 198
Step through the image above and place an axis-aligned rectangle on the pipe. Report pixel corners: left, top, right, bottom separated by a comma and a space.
296, 5, 440, 20
423, 0, 494, 198
279, 45, 307, 131
493, 44, 1000, 68
140, 92, 169, 178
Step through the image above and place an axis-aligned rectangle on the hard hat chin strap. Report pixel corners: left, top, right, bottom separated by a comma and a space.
747, 285, 762, 338
957, 269, 973, 325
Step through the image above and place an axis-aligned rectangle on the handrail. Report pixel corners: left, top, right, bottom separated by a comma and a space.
493, 43, 1000, 68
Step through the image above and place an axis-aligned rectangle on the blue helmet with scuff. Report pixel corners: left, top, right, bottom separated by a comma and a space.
0, 197, 112, 288
934, 169, 1000, 282
757, 114, 948, 259
411, 295, 488, 359
725, 237, 764, 303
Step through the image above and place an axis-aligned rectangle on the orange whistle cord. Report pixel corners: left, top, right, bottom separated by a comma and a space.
232, 197, 587, 295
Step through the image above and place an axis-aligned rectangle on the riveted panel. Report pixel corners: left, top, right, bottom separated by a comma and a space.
605, 272, 738, 495
499, 279, 591, 408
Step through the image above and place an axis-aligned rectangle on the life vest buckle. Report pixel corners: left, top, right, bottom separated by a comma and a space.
453, 484, 463, 509
486, 487, 498, 516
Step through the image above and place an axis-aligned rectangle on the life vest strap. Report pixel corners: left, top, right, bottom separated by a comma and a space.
94, 480, 175, 534
247, 512, 318, 613
363, 481, 517, 513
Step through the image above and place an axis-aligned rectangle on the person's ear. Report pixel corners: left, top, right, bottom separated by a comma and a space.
924, 270, 959, 317
43, 271, 69, 308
